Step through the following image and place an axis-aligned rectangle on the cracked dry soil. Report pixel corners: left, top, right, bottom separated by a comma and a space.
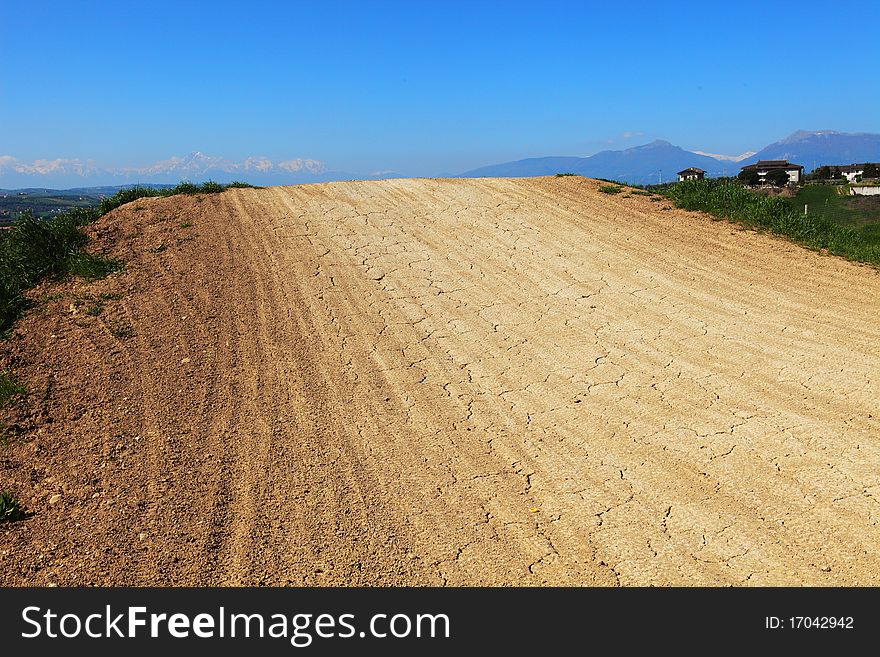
1, 176, 878, 586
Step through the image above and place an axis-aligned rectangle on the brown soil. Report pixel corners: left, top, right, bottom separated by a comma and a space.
1, 177, 878, 586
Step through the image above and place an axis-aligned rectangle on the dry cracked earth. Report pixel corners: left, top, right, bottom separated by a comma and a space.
1, 176, 878, 586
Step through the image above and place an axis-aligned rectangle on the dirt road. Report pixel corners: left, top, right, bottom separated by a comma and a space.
2, 176, 878, 585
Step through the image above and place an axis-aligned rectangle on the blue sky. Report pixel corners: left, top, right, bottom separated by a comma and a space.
2, 0, 877, 176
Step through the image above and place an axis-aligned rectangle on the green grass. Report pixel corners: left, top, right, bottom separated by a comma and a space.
97, 180, 240, 215
658, 179, 880, 266
631, 189, 654, 197
0, 490, 22, 522
0, 371, 25, 407
599, 185, 623, 195
787, 185, 880, 242
555, 173, 576, 177
109, 324, 133, 339
84, 299, 104, 316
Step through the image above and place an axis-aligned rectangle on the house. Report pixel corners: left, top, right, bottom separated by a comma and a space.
828, 164, 865, 182
837, 164, 864, 181
677, 167, 705, 182
739, 160, 804, 185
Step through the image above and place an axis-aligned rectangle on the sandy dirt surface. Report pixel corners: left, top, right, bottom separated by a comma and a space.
1, 176, 878, 586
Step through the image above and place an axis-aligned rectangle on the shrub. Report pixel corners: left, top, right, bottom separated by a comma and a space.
599, 185, 622, 194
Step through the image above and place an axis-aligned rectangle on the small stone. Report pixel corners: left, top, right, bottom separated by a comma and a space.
181, 358, 191, 364
48, 494, 62, 505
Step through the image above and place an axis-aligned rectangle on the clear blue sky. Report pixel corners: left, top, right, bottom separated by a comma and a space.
2, 0, 877, 175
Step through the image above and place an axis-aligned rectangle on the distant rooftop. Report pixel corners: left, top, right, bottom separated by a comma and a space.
741, 160, 804, 171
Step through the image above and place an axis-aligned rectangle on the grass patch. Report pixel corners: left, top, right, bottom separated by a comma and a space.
99, 292, 124, 301
555, 173, 576, 177
0, 490, 22, 522
0, 371, 25, 407
659, 179, 880, 266
97, 180, 240, 215
631, 189, 653, 197
109, 325, 133, 339
84, 299, 104, 316
599, 185, 623, 195
98, 186, 163, 215
179, 222, 193, 229
787, 185, 880, 233
65, 252, 124, 280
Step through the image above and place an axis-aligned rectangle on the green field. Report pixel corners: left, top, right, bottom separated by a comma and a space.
786, 185, 880, 243
0, 190, 103, 224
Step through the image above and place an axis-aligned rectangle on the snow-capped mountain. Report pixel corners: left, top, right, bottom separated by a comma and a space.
0, 152, 358, 188
459, 130, 880, 184
740, 130, 880, 169
689, 150, 756, 162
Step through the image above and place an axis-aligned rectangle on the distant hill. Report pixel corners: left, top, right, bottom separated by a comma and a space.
460, 140, 739, 184
460, 130, 880, 184
741, 130, 880, 170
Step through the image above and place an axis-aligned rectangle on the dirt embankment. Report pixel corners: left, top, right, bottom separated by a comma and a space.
1, 177, 878, 586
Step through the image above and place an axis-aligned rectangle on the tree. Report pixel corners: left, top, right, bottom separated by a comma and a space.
814, 165, 832, 181
766, 168, 791, 187
863, 162, 879, 179
738, 169, 759, 186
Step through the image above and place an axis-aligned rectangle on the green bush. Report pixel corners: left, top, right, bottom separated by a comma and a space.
599, 185, 623, 195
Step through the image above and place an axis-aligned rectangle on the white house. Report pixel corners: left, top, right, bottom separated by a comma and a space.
740, 160, 804, 185
677, 167, 705, 182
835, 164, 864, 182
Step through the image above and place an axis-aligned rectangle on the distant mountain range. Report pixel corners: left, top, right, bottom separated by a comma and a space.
460, 130, 880, 184
3, 130, 880, 189
0, 151, 402, 189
